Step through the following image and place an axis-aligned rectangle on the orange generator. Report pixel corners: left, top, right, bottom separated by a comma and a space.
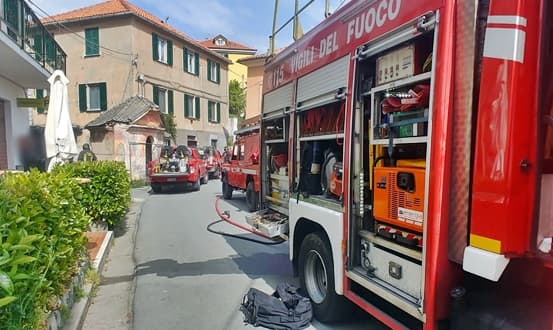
373, 167, 425, 233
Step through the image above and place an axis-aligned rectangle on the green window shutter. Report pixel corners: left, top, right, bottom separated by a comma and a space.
36, 89, 44, 113
216, 103, 221, 123
168, 90, 174, 114
167, 40, 173, 65
99, 82, 107, 110
194, 52, 199, 75
216, 63, 221, 83
195, 97, 200, 119
184, 94, 190, 117
153, 85, 159, 106
34, 31, 43, 61
207, 59, 212, 81
183, 48, 188, 72
152, 33, 158, 61
208, 102, 212, 122
85, 27, 99, 56
79, 84, 87, 112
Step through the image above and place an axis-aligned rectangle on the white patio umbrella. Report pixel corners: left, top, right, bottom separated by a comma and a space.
44, 70, 78, 172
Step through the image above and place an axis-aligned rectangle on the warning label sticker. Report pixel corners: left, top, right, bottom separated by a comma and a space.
398, 207, 423, 225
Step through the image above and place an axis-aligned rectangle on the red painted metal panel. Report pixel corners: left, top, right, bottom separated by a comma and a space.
422, 2, 461, 328
263, 0, 444, 94
471, 0, 541, 255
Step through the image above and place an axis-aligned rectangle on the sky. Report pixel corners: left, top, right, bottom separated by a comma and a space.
31, 0, 350, 53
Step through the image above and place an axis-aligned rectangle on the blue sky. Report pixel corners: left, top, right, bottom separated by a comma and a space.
33, 0, 350, 53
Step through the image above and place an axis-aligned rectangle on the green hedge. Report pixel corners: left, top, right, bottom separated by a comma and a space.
54, 161, 131, 228
0, 170, 90, 329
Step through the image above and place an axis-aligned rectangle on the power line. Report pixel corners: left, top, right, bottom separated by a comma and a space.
26, 0, 135, 58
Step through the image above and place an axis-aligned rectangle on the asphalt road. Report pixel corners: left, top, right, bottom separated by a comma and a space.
133, 180, 384, 330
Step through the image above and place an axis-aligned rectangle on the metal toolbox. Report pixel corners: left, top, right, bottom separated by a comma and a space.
360, 239, 422, 301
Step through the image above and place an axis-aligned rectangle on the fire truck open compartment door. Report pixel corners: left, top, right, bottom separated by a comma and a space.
346, 13, 437, 322
263, 82, 293, 119
296, 56, 349, 111
261, 83, 293, 219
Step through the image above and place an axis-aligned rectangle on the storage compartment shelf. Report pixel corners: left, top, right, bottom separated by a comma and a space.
359, 230, 422, 261
270, 174, 289, 181
299, 133, 344, 141
269, 204, 289, 215
265, 195, 288, 205
364, 71, 432, 96
266, 139, 287, 144
297, 194, 342, 212
372, 136, 428, 145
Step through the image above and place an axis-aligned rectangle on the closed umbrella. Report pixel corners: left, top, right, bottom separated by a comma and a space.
44, 70, 78, 172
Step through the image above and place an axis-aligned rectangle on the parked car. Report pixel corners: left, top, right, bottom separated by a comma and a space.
203, 146, 223, 179
148, 145, 208, 193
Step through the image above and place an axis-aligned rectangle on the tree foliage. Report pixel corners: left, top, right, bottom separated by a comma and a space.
229, 79, 246, 118
160, 113, 177, 143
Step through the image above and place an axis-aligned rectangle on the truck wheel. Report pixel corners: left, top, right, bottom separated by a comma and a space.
193, 176, 201, 191
246, 181, 258, 212
151, 183, 161, 193
222, 178, 233, 200
299, 232, 348, 322
213, 166, 221, 179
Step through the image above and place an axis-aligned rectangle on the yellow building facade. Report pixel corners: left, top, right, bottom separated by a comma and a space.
199, 35, 256, 87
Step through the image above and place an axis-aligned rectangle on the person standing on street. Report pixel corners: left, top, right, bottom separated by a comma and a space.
78, 143, 97, 162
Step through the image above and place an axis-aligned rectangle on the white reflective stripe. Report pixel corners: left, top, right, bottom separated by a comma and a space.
241, 168, 257, 175
487, 15, 527, 27
483, 27, 526, 63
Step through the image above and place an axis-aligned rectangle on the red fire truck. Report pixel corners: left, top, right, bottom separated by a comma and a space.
221, 118, 262, 212
253, 0, 553, 328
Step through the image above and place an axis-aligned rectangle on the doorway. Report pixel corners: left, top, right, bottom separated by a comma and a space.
145, 136, 153, 173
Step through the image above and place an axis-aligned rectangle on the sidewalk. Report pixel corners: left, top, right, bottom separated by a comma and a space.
81, 187, 149, 330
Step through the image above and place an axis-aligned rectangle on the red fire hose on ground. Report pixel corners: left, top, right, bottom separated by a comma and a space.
211, 197, 285, 245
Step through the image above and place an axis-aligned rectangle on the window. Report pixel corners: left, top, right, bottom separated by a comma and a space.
208, 101, 221, 123
211, 139, 218, 148
184, 48, 199, 75
239, 144, 245, 160
187, 135, 197, 147
89, 85, 101, 110
153, 86, 174, 114
207, 59, 221, 83
85, 27, 99, 56
215, 37, 226, 46
79, 83, 107, 112
152, 33, 173, 65
184, 94, 200, 119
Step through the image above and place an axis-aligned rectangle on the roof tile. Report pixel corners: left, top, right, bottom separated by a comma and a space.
42, 0, 231, 63
86, 96, 158, 127
199, 34, 256, 52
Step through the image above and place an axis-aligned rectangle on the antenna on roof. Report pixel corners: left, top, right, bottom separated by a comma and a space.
164, 16, 170, 23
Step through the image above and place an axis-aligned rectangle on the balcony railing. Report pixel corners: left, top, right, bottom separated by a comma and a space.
0, 0, 66, 73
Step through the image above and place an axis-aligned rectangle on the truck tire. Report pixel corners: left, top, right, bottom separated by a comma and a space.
222, 178, 233, 200
299, 232, 348, 323
212, 166, 221, 179
200, 173, 208, 185
151, 183, 161, 193
193, 175, 201, 191
246, 181, 258, 212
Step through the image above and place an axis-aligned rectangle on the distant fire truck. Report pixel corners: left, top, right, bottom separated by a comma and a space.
238, 0, 553, 328
221, 117, 261, 212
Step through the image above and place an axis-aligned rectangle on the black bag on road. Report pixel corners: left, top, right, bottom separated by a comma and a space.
240, 283, 312, 330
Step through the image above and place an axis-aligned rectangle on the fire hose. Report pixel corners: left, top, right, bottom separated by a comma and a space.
210, 197, 285, 245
